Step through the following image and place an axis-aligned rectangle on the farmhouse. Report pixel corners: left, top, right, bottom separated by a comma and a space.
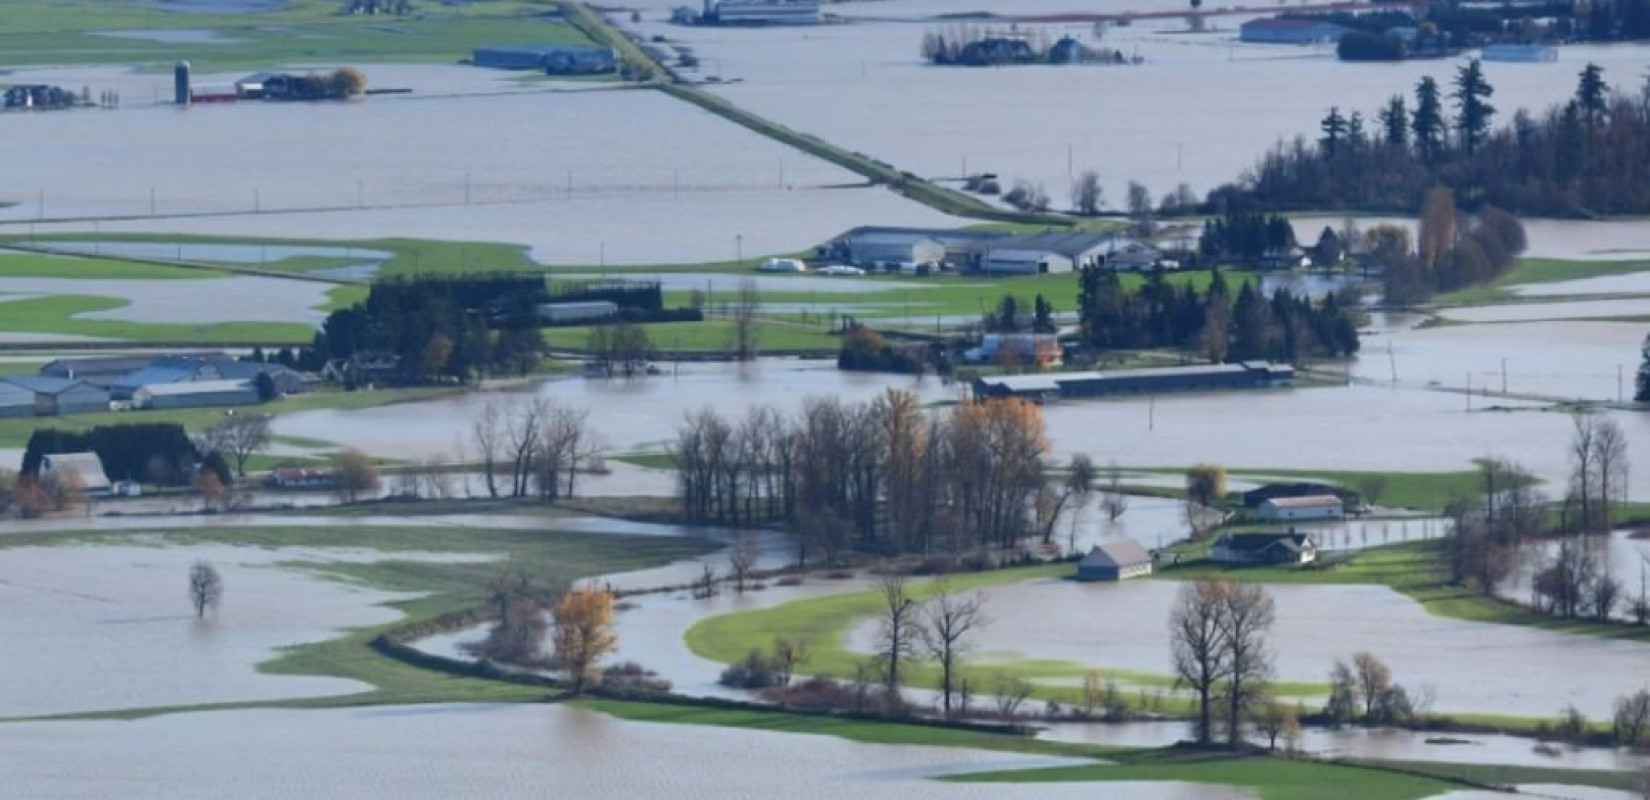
133, 379, 260, 411
976, 232, 1112, 275
38, 452, 112, 495
973, 362, 1294, 401
473, 45, 618, 74
1239, 18, 1350, 44
1212, 531, 1318, 565
1256, 494, 1344, 522
1076, 539, 1154, 581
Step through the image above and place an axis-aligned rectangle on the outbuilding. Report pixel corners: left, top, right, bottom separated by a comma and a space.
1077, 539, 1154, 581
977, 232, 1113, 275
0, 380, 35, 418
6, 377, 110, 416
1239, 18, 1349, 44
1256, 494, 1344, 522
39, 452, 112, 495
133, 379, 259, 410
1211, 531, 1318, 565
538, 301, 619, 325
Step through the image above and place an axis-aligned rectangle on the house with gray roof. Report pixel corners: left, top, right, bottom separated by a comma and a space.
39, 452, 112, 495
1077, 539, 1154, 581
822, 226, 1010, 270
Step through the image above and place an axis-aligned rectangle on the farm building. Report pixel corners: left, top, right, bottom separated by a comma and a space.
0, 380, 35, 418
39, 355, 156, 387
133, 379, 259, 410
473, 45, 617, 74
1239, 18, 1350, 44
1256, 494, 1344, 521
268, 467, 335, 489
39, 452, 112, 495
821, 226, 1008, 269
973, 362, 1294, 401
1243, 482, 1359, 510
538, 301, 619, 325
1076, 540, 1154, 581
103, 356, 305, 401
1212, 531, 1318, 565
963, 334, 1061, 367
1102, 239, 1167, 272
702, 0, 821, 25
5, 377, 110, 416
1482, 44, 1558, 62
977, 232, 1113, 275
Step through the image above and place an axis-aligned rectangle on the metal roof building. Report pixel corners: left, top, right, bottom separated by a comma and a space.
133, 379, 259, 410
974, 362, 1294, 401
1077, 539, 1154, 581
39, 452, 112, 494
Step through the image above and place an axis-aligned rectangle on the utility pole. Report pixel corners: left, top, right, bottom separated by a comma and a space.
1465, 372, 1471, 412
464, 172, 471, 205
1501, 357, 1507, 395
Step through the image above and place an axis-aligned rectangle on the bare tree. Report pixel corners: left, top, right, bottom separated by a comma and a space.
472, 400, 504, 498
505, 398, 548, 498
1221, 582, 1276, 746
1595, 418, 1629, 535
875, 575, 923, 700
1101, 460, 1130, 522
1171, 579, 1231, 745
1071, 170, 1104, 216
1614, 689, 1650, 746
1351, 651, 1393, 719
330, 448, 381, 503
731, 278, 761, 361
1038, 454, 1096, 546
922, 582, 989, 716
992, 672, 1034, 719
728, 529, 759, 592
1255, 700, 1294, 751
198, 412, 272, 477
188, 562, 222, 618
1571, 413, 1599, 533
772, 636, 811, 686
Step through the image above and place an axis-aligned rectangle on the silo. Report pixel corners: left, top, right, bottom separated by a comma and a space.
174, 61, 191, 106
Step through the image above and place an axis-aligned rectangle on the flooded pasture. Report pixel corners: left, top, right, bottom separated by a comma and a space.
0, 275, 330, 324
0, 703, 1212, 800
1351, 320, 1648, 402
0, 540, 484, 717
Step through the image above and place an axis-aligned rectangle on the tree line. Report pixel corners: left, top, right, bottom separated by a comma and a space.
1078, 268, 1361, 364
672, 390, 1068, 560
1376, 187, 1529, 305
1207, 62, 1650, 217
303, 275, 548, 384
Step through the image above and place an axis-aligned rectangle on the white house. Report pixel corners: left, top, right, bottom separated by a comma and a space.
1257, 494, 1344, 522
1211, 531, 1318, 565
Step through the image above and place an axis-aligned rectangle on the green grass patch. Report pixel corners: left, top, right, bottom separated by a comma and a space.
545, 318, 839, 352
1433, 257, 1650, 306
1355, 758, 1643, 792
0, 293, 315, 344
0, 252, 221, 279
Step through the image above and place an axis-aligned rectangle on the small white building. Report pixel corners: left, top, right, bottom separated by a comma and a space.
537, 301, 619, 325
1076, 540, 1154, 581
39, 452, 112, 495
1257, 494, 1344, 522
758, 257, 808, 273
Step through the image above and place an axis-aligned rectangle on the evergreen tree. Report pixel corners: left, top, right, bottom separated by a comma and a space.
1411, 76, 1446, 162
1637, 332, 1650, 403
1319, 106, 1348, 157
1575, 62, 1610, 127
1378, 94, 1408, 149
1452, 59, 1496, 155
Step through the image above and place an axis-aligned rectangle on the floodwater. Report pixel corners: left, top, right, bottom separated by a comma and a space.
1041, 720, 1650, 773
92, 29, 244, 45
1440, 299, 1650, 324
1292, 216, 1650, 263
1520, 272, 1650, 297
28, 240, 392, 270
0, 275, 330, 324
0, 703, 1215, 800
0, 540, 485, 717
1351, 320, 1648, 402
842, 577, 1650, 718
1502, 531, 1650, 618
0, 86, 962, 265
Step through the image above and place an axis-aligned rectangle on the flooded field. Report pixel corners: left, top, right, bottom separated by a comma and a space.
1440, 300, 1650, 324
0, 540, 479, 717
0, 84, 960, 265
0, 703, 1186, 800
840, 577, 1650, 717
0, 275, 330, 324
1351, 320, 1647, 402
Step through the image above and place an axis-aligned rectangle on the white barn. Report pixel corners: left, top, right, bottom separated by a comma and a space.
1257, 494, 1344, 521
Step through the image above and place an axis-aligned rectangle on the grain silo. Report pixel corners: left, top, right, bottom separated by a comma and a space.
174, 61, 191, 106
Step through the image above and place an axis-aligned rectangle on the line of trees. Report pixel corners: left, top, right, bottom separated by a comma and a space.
22, 423, 214, 487
304, 275, 548, 384
1078, 268, 1361, 363
470, 397, 603, 503
673, 389, 1061, 560
1379, 187, 1529, 305
1207, 62, 1650, 217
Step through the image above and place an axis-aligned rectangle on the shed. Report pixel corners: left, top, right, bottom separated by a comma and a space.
133, 379, 259, 410
1239, 18, 1350, 44
109, 366, 199, 401
1212, 531, 1318, 565
39, 452, 112, 495
6, 377, 110, 416
977, 232, 1113, 275
0, 380, 35, 418
538, 301, 619, 325
1077, 540, 1154, 581
1256, 494, 1344, 522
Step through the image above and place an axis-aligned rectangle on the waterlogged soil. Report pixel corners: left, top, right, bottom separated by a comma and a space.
0, 541, 488, 718
842, 577, 1650, 718
1438, 299, 1650, 324
0, 703, 1206, 800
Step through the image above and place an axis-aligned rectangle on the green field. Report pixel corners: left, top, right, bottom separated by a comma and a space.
0, 385, 455, 449
4, 522, 716, 720
1127, 466, 1514, 513
0, 0, 593, 71
0, 293, 316, 344
0, 234, 540, 280
1432, 257, 1650, 306
0, 251, 221, 280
